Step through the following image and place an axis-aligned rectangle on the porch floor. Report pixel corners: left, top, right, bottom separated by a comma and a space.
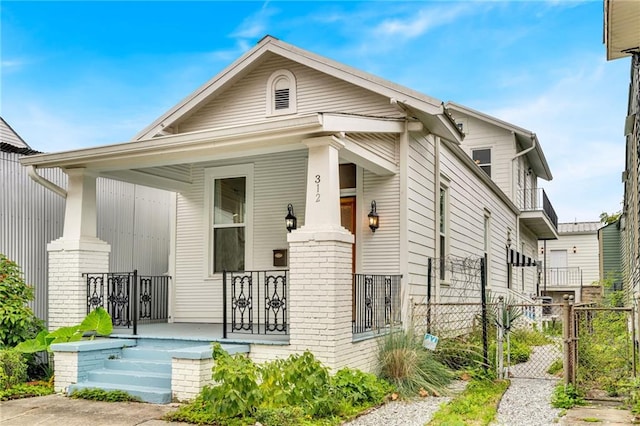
111, 322, 289, 344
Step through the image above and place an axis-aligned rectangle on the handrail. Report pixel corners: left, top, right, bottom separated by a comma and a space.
518, 187, 558, 229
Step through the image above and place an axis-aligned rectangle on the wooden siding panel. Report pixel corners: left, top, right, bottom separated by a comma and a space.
543, 232, 600, 285
177, 55, 402, 134
173, 152, 307, 322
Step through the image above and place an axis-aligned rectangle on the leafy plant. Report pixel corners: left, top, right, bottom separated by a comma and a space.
0, 349, 28, 390
166, 345, 394, 425
0, 380, 53, 401
0, 254, 44, 348
70, 388, 142, 402
547, 358, 563, 376
551, 384, 585, 409
15, 307, 113, 354
377, 330, 453, 397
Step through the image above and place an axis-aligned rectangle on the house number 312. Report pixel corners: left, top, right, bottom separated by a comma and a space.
315, 175, 321, 202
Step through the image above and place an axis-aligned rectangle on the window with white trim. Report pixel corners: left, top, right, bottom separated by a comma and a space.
472, 148, 491, 177
439, 180, 450, 281
205, 164, 253, 275
266, 69, 297, 116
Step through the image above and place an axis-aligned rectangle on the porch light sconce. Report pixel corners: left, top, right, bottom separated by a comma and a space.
285, 204, 297, 232
572, 246, 577, 254
368, 200, 379, 232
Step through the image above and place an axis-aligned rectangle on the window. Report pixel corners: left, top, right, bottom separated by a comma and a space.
266, 69, 297, 116
472, 148, 491, 177
439, 181, 450, 281
205, 164, 253, 275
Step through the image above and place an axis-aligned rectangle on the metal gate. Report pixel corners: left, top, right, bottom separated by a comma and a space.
497, 301, 564, 380
572, 305, 637, 397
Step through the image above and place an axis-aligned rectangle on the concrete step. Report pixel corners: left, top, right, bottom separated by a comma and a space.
68, 381, 171, 404
104, 358, 172, 374
88, 369, 171, 389
121, 346, 173, 361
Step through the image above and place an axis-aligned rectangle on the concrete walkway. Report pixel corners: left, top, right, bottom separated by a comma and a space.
0, 394, 188, 426
559, 404, 636, 425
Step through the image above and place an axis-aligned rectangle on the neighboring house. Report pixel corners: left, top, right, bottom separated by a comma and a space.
19, 36, 556, 400
0, 116, 173, 325
598, 219, 623, 294
605, 0, 640, 304
446, 103, 559, 298
538, 221, 601, 303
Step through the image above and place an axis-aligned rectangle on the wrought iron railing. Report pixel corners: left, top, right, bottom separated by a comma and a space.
543, 267, 583, 287
519, 187, 558, 229
86, 270, 170, 335
352, 274, 402, 334
222, 270, 288, 338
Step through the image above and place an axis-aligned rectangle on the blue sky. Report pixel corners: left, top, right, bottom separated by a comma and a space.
0, 1, 630, 222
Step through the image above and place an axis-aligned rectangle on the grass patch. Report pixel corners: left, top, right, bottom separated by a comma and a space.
70, 388, 142, 402
581, 417, 603, 423
551, 384, 585, 409
0, 380, 54, 401
427, 378, 509, 425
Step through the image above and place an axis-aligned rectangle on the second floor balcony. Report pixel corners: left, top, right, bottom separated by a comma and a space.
518, 187, 559, 240
541, 267, 583, 290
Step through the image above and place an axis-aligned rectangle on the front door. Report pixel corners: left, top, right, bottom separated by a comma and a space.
340, 197, 356, 273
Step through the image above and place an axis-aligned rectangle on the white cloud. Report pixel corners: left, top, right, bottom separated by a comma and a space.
374, 3, 478, 39
230, 2, 277, 40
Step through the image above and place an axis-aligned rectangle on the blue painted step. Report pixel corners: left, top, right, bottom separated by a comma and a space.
69, 381, 172, 404
104, 358, 172, 374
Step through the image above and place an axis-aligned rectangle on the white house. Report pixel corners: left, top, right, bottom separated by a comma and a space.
539, 221, 601, 303
20, 36, 556, 401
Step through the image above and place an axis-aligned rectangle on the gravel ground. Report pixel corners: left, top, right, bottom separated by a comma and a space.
344, 344, 563, 426
342, 381, 467, 426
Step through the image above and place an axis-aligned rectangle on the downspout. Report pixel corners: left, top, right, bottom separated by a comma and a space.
27, 165, 67, 198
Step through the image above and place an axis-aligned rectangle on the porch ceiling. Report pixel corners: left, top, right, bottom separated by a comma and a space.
20, 113, 405, 191
520, 212, 559, 240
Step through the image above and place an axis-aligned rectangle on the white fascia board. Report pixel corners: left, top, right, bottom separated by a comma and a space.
20, 115, 323, 170
320, 113, 421, 133
100, 170, 192, 193
340, 137, 397, 176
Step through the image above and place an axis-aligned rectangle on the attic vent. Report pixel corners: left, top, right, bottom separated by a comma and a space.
266, 69, 297, 116
274, 88, 290, 110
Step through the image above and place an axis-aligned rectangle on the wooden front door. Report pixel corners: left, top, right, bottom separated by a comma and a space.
340, 197, 356, 273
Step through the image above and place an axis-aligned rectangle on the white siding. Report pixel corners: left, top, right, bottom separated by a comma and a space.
439, 142, 517, 301
405, 133, 437, 301
173, 150, 307, 321
177, 55, 402, 134
542, 231, 600, 286
450, 112, 517, 200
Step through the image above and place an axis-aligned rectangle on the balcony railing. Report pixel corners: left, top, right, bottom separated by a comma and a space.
353, 274, 402, 334
222, 270, 288, 338
542, 267, 583, 288
519, 187, 558, 229
85, 270, 170, 335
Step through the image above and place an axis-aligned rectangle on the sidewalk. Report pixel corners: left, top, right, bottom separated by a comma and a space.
559, 403, 637, 425
0, 394, 188, 426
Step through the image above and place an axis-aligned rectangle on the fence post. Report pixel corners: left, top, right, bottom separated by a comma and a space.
132, 270, 138, 336
497, 296, 504, 379
562, 294, 572, 386
223, 271, 228, 339
569, 295, 577, 385
480, 256, 489, 372
427, 258, 432, 334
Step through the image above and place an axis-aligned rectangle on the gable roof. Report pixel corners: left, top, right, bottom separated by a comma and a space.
444, 102, 552, 180
134, 35, 463, 144
0, 117, 40, 155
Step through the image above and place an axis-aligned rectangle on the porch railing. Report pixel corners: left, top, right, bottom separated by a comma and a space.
86, 270, 170, 335
222, 270, 288, 338
544, 267, 583, 287
519, 187, 558, 229
352, 274, 402, 334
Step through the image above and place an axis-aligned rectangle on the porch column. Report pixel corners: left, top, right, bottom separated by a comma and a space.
47, 168, 110, 329
287, 136, 354, 370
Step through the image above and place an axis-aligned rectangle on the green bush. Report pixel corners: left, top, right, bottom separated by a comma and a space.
547, 358, 563, 376
508, 339, 532, 364
377, 330, 453, 397
70, 388, 141, 402
551, 384, 585, 409
0, 349, 27, 390
166, 344, 393, 425
0, 255, 43, 347
0, 380, 53, 401
510, 327, 551, 347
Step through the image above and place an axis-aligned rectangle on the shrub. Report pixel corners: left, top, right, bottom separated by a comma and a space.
0, 349, 28, 390
332, 368, 391, 407
254, 406, 305, 426
0, 254, 43, 347
377, 330, 453, 397
0, 380, 53, 401
551, 384, 585, 409
70, 388, 142, 402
